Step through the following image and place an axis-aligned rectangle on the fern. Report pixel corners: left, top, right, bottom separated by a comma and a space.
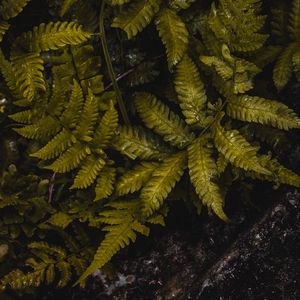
175, 55, 207, 126
141, 151, 186, 217
0, 0, 31, 20
188, 136, 228, 221
288, 0, 300, 41
11, 53, 46, 101
113, 126, 170, 160
14, 21, 92, 53
227, 95, 300, 130
95, 167, 117, 201
155, 8, 189, 68
116, 162, 159, 196
273, 42, 299, 90
0, 22, 9, 42
135, 92, 194, 148
77, 201, 151, 283
213, 115, 271, 175
112, 0, 161, 39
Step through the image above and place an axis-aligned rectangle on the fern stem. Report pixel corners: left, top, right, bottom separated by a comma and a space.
99, 1, 130, 125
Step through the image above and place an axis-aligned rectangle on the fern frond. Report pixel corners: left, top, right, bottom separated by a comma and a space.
227, 95, 300, 130
11, 53, 46, 101
141, 151, 186, 217
175, 55, 207, 125
155, 8, 188, 68
273, 42, 299, 90
46, 143, 90, 173
45, 212, 73, 229
74, 89, 98, 142
72, 155, 106, 189
213, 116, 271, 175
113, 126, 170, 160
9, 109, 34, 124
14, 116, 60, 140
111, 0, 161, 39
135, 92, 193, 148
16, 21, 92, 53
77, 201, 149, 284
188, 136, 228, 221
0, 22, 9, 42
288, 0, 300, 41
271, 6, 289, 40
95, 167, 116, 201
31, 129, 75, 160
56, 261, 72, 287
61, 80, 84, 129
116, 162, 159, 196
92, 102, 118, 149
0, 0, 30, 20
59, 0, 77, 17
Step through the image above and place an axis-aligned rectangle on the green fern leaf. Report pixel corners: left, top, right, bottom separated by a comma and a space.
175, 55, 207, 125
72, 155, 106, 189
15, 21, 92, 53
113, 126, 170, 160
155, 8, 188, 68
227, 95, 300, 130
0, 0, 30, 20
135, 92, 194, 148
95, 167, 116, 201
92, 102, 118, 149
56, 261, 72, 287
213, 116, 271, 175
77, 201, 149, 284
61, 80, 84, 129
31, 129, 75, 160
45, 212, 73, 229
116, 162, 159, 196
74, 89, 98, 142
141, 151, 186, 217
0, 22, 10, 42
11, 53, 46, 101
14, 116, 60, 140
46, 143, 90, 173
288, 0, 300, 40
273, 42, 299, 90
188, 136, 228, 221
112, 0, 161, 39
9, 109, 34, 124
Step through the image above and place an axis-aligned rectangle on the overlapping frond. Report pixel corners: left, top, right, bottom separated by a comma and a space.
208, 0, 268, 52
11, 53, 46, 101
135, 92, 193, 148
77, 201, 150, 283
112, 0, 161, 39
273, 42, 299, 90
188, 136, 228, 221
141, 151, 186, 217
72, 155, 106, 189
175, 55, 207, 125
95, 167, 116, 201
227, 95, 300, 130
288, 0, 300, 40
0, 22, 9, 42
155, 8, 189, 68
213, 116, 270, 175
59, 0, 77, 17
14, 21, 92, 53
0, 0, 30, 20
116, 162, 159, 196
113, 126, 170, 160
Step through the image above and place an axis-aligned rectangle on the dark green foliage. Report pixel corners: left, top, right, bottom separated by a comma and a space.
0, 0, 299, 295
